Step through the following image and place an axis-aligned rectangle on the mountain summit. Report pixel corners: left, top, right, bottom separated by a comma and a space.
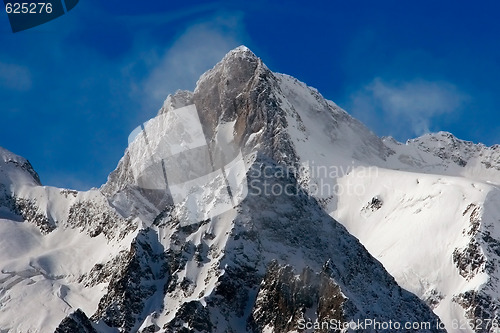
1, 46, 499, 332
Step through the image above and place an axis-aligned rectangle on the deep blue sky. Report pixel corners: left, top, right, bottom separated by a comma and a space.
1, 1, 500, 190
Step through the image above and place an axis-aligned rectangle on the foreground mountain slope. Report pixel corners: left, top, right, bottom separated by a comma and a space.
0, 147, 444, 333
95, 155, 445, 332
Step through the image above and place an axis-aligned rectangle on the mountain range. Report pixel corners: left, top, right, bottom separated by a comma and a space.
1, 46, 499, 332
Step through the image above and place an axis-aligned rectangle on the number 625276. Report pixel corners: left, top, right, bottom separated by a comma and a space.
5, 2, 53, 14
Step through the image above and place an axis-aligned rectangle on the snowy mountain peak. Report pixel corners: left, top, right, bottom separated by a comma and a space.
159, 47, 262, 118
409, 131, 472, 148
0, 146, 40, 187
0, 146, 24, 163
195, 45, 267, 94
225, 44, 256, 58
104, 46, 396, 216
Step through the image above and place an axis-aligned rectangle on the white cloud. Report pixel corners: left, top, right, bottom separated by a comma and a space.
0, 62, 32, 91
140, 12, 245, 111
350, 78, 468, 137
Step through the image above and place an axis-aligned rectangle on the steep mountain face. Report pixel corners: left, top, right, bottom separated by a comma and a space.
1, 45, 498, 333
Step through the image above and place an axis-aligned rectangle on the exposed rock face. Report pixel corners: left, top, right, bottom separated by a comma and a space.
452, 290, 500, 333
248, 261, 346, 333
362, 196, 383, 213
91, 229, 169, 332
67, 200, 136, 239
453, 241, 486, 280
192, 47, 295, 165
55, 309, 97, 333
163, 301, 213, 333
13, 196, 55, 233
449, 191, 500, 332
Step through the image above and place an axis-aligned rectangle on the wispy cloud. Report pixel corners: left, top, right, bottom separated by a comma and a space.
114, 2, 223, 27
0, 61, 32, 91
349, 78, 468, 138
138, 12, 245, 112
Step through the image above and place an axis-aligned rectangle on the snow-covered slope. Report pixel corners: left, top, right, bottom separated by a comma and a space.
0, 147, 138, 332
332, 168, 500, 332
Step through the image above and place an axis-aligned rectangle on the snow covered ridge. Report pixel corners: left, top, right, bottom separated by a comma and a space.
384, 131, 500, 185
0, 45, 499, 332
0, 146, 40, 187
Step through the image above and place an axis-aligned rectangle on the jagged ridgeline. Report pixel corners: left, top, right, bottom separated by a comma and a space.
3, 46, 500, 332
